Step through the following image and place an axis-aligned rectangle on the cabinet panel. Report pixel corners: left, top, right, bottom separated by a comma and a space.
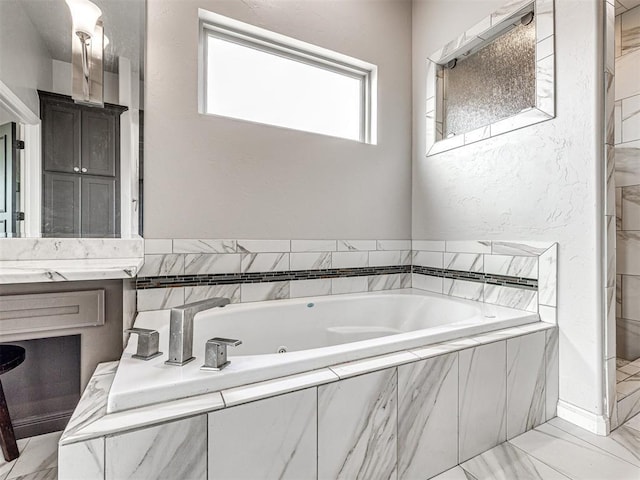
42, 102, 81, 173
81, 109, 117, 177
43, 172, 80, 237
81, 176, 119, 237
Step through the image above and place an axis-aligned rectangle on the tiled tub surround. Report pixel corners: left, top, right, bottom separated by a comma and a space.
615, 3, 640, 363
425, 0, 555, 156
59, 321, 557, 480
110, 289, 539, 412
137, 239, 555, 317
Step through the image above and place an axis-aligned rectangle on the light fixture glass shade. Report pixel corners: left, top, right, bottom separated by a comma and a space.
65, 0, 102, 38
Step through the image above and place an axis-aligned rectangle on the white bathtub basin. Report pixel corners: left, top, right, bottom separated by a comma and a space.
107, 289, 538, 412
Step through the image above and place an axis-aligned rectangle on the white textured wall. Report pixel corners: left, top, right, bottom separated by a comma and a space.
144, 0, 412, 239
412, 1, 604, 416
0, 0, 52, 115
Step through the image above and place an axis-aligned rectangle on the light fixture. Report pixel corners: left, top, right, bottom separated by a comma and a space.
65, 0, 105, 106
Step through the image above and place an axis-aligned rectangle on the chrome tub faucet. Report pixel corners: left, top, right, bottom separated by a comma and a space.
165, 297, 231, 366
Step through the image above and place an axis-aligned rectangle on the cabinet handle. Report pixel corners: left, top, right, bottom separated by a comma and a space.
73, 167, 80, 172
81, 167, 87, 173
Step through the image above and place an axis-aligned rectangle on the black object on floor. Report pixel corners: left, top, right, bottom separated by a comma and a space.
0, 345, 26, 462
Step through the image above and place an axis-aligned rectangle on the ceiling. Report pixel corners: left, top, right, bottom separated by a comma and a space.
19, 0, 144, 74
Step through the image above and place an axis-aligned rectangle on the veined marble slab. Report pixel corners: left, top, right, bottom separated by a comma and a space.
0, 258, 143, 284
0, 237, 143, 261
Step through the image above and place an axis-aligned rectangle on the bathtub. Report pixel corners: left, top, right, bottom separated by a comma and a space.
107, 289, 538, 412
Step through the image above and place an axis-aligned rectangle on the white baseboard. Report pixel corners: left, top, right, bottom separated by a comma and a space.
557, 400, 609, 435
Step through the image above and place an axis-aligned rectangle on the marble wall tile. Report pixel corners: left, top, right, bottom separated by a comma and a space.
411, 274, 443, 294
236, 239, 290, 253
458, 341, 507, 462
331, 276, 368, 295
377, 240, 411, 250
138, 254, 184, 277
538, 245, 557, 306
615, 49, 640, 100
490, 241, 552, 256
617, 230, 640, 275
536, 0, 555, 41
484, 285, 538, 312
489, 0, 531, 27
444, 253, 483, 272
331, 251, 369, 268
443, 278, 484, 301
506, 332, 546, 439
445, 241, 491, 254
617, 273, 623, 317
606, 1, 616, 74
617, 384, 640, 423
536, 35, 554, 62
144, 239, 172, 254
617, 187, 623, 229
606, 145, 616, 216
208, 389, 316, 480
622, 186, 640, 230
463, 125, 491, 145
412, 240, 445, 252
616, 13, 623, 58
173, 239, 236, 253
539, 305, 556, 324
545, 328, 559, 420
318, 368, 397, 480
536, 54, 555, 115
617, 317, 640, 360
621, 4, 640, 55
368, 273, 410, 291
622, 274, 640, 320
105, 415, 207, 480
337, 240, 377, 251
615, 100, 623, 144
490, 109, 551, 137
241, 253, 289, 273
331, 352, 417, 379
58, 438, 104, 480
184, 284, 241, 304
240, 282, 289, 302
290, 252, 331, 270
398, 353, 458, 480
510, 423, 640, 478
607, 216, 617, 287
460, 442, 568, 480
615, 141, 640, 187
137, 287, 184, 312
291, 240, 336, 252
622, 94, 640, 142
606, 286, 617, 359
290, 279, 332, 298
484, 255, 538, 278
369, 250, 410, 267
61, 373, 114, 442
184, 253, 241, 275
412, 250, 444, 268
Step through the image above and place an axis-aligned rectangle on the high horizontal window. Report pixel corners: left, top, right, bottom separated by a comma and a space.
199, 11, 376, 143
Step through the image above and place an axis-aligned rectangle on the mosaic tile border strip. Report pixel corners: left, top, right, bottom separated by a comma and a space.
413, 266, 537, 290
136, 265, 537, 290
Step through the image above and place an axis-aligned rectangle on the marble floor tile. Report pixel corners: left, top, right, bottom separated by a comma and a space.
429, 466, 478, 479
7, 432, 61, 479
9, 468, 57, 480
398, 353, 458, 480
460, 442, 570, 479
626, 412, 640, 432
0, 438, 30, 480
548, 417, 640, 467
318, 368, 397, 480
509, 423, 640, 479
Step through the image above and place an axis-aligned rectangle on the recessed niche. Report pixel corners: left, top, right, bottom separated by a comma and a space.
426, 0, 555, 156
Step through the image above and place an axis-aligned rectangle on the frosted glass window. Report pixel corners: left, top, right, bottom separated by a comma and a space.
205, 34, 367, 142
443, 19, 536, 136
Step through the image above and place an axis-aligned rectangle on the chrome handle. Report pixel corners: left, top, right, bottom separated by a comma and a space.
201, 337, 242, 371
81, 167, 87, 173
73, 167, 80, 172
126, 328, 162, 360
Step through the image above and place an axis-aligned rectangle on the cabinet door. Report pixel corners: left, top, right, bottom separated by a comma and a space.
42, 101, 81, 174
42, 172, 80, 237
81, 175, 119, 237
81, 109, 117, 177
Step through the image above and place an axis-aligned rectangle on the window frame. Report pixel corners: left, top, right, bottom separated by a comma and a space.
198, 10, 377, 144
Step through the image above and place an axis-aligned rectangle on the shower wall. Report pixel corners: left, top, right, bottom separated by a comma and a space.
615, 4, 640, 361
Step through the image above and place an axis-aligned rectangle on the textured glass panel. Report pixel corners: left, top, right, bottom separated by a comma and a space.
443, 20, 536, 136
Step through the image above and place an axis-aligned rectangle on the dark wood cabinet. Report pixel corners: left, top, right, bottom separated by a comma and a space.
39, 92, 126, 237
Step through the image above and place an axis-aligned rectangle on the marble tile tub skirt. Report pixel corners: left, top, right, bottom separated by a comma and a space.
58, 322, 557, 480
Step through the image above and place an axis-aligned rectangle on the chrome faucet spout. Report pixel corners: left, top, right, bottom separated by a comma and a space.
165, 297, 231, 366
